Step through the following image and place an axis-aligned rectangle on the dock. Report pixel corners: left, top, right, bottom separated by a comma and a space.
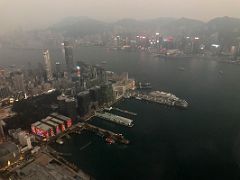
112, 107, 137, 116
76, 123, 130, 145
95, 112, 134, 127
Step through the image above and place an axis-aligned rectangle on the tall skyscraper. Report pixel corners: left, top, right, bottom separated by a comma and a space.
43, 49, 53, 81
64, 41, 74, 73
55, 62, 62, 79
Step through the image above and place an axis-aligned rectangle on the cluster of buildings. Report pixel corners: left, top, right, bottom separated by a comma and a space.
0, 37, 138, 178
0, 112, 72, 172
0, 142, 20, 170
107, 72, 135, 100
111, 33, 240, 60
0, 40, 108, 104
0, 128, 34, 170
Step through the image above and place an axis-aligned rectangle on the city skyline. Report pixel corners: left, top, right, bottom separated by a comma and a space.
0, 0, 240, 34
1, 1, 240, 179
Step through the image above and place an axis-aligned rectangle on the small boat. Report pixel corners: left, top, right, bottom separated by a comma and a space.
105, 137, 115, 144
128, 123, 134, 127
178, 67, 185, 71
135, 97, 142, 100
104, 107, 113, 111
219, 70, 223, 75
56, 139, 64, 145
80, 141, 92, 151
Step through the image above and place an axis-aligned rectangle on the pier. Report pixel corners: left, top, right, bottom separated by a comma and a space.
112, 107, 137, 116
76, 123, 130, 145
95, 112, 134, 127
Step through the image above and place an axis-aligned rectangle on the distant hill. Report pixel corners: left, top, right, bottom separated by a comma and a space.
206, 16, 240, 46
163, 17, 205, 36
4, 16, 239, 49
50, 17, 176, 36
49, 16, 235, 34
50, 16, 109, 37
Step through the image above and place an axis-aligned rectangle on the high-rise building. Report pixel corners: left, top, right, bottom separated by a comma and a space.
55, 62, 62, 79
0, 86, 11, 100
11, 71, 25, 93
64, 41, 74, 73
0, 120, 5, 143
43, 49, 53, 81
77, 91, 91, 116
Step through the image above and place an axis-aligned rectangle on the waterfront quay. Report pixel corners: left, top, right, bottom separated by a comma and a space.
112, 107, 137, 116
95, 111, 134, 127
74, 123, 130, 145
7, 151, 93, 180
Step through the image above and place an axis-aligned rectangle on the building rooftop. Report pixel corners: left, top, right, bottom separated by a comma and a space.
41, 119, 59, 127
0, 142, 19, 158
11, 153, 90, 180
36, 123, 52, 131
49, 118, 64, 125
31, 121, 41, 127
51, 113, 70, 121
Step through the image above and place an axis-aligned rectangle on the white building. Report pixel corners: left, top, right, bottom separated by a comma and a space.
43, 49, 53, 81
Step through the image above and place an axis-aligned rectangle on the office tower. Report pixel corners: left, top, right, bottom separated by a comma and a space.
57, 95, 77, 121
77, 91, 91, 116
11, 71, 25, 93
55, 62, 61, 79
0, 86, 10, 100
43, 49, 53, 81
64, 41, 74, 73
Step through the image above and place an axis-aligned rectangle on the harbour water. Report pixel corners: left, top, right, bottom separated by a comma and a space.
2, 47, 240, 179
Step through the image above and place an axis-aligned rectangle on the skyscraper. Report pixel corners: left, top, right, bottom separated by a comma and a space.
64, 41, 74, 73
43, 49, 53, 81
11, 71, 25, 93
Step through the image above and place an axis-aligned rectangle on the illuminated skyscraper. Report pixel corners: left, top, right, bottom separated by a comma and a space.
43, 49, 53, 81
64, 41, 74, 73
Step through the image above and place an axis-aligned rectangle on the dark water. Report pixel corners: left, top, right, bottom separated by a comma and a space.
1, 47, 240, 179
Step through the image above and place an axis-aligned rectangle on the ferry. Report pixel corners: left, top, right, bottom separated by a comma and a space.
135, 97, 142, 100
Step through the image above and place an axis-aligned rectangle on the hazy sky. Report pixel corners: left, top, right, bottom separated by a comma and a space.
0, 0, 240, 33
